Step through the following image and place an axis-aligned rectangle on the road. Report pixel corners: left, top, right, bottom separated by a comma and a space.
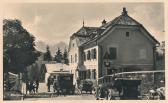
24, 94, 95, 100
22, 83, 96, 100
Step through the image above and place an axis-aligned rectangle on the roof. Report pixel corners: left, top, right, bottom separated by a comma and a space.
45, 63, 70, 73
100, 8, 141, 29
71, 26, 104, 46
69, 8, 159, 48
81, 8, 159, 46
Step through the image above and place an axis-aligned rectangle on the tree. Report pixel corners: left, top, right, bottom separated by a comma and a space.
44, 45, 52, 62
63, 48, 69, 65
54, 48, 62, 63
3, 19, 40, 73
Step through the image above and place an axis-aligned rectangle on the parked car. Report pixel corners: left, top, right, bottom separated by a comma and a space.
79, 79, 93, 94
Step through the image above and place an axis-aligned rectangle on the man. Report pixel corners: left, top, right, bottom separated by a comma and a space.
53, 76, 58, 93
35, 80, 39, 93
47, 77, 51, 92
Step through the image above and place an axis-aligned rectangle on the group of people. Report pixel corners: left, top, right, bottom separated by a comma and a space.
26, 80, 39, 94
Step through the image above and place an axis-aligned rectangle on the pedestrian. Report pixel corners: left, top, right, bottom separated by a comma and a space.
30, 80, 34, 94
35, 79, 39, 93
26, 80, 29, 94
32, 81, 36, 93
47, 76, 51, 92
53, 76, 57, 93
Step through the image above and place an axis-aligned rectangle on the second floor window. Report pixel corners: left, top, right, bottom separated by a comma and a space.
71, 55, 72, 63
87, 50, 91, 60
109, 47, 117, 60
93, 48, 97, 59
83, 52, 86, 61
126, 32, 129, 37
75, 53, 77, 63
91, 48, 97, 59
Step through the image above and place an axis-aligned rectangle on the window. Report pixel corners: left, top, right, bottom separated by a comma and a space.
91, 48, 97, 59
87, 50, 91, 60
91, 49, 94, 59
83, 52, 86, 61
109, 47, 117, 60
126, 32, 129, 37
86, 70, 91, 79
71, 55, 72, 63
75, 53, 77, 63
72, 43, 75, 47
93, 49, 97, 59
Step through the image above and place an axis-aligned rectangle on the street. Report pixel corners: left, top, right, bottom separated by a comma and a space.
22, 83, 96, 100
24, 94, 95, 100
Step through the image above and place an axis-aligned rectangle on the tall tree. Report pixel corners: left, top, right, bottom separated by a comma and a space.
63, 48, 69, 65
44, 45, 52, 62
3, 19, 40, 73
54, 48, 62, 63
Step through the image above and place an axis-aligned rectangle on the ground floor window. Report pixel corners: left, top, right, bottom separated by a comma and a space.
79, 71, 86, 80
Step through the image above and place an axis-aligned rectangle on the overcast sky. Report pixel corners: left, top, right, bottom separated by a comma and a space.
3, 2, 164, 45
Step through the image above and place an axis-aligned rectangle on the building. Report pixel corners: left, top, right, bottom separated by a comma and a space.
45, 64, 70, 83
68, 8, 160, 86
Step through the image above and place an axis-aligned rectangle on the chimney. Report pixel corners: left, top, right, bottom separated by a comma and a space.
122, 7, 128, 16
102, 19, 107, 26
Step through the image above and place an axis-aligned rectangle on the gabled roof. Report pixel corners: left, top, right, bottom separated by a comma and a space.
73, 26, 99, 37
81, 8, 159, 46
69, 7, 159, 48
100, 8, 141, 29
71, 26, 104, 46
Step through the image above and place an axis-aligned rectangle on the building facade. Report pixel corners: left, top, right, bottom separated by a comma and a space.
68, 8, 159, 85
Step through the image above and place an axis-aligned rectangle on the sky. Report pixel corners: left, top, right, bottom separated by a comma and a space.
3, 2, 164, 46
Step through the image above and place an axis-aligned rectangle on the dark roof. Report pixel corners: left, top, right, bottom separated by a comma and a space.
73, 26, 99, 36
71, 26, 104, 46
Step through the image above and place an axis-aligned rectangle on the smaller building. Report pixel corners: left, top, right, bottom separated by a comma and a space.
45, 63, 71, 83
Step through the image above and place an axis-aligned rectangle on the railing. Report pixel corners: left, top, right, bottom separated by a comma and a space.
98, 70, 165, 85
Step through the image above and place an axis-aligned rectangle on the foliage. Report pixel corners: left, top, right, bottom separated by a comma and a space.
63, 48, 69, 65
3, 19, 40, 73
54, 48, 62, 63
44, 45, 52, 61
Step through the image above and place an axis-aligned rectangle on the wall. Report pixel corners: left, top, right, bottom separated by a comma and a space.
68, 37, 79, 84
83, 46, 99, 80
99, 25, 155, 76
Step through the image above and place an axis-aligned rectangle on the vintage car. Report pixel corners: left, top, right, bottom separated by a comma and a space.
96, 75, 141, 100
53, 74, 75, 95
79, 79, 93, 94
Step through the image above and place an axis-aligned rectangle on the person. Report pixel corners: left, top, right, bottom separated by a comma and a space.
95, 86, 100, 100
53, 76, 58, 93
29, 80, 34, 94
32, 81, 36, 93
35, 80, 39, 93
47, 77, 51, 92
26, 80, 30, 94
105, 88, 109, 100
